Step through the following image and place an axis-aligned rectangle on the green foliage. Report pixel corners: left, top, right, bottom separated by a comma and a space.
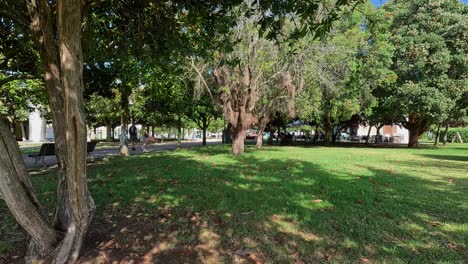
439, 127, 468, 143
382, 0, 468, 127
85, 90, 120, 128
0, 79, 47, 122
297, 2, 376, 134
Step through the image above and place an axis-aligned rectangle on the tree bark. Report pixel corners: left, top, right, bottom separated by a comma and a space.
365, 125, 372, 144
177, 116, 182, 148
106, 124, 112, 142
442, 124, 449, 146
202, 117, 207, 146
20, 122, 28, 141
232, 128, 246, 155
267, 126, 274, 145
53, 1, 95, 262
331, 130, 338, 143
119, 92, 130, 157
406, 117, 431, 148
27, 0, 70, 233
0, 120, 60, 256
434, 124, 441, 147
3, 1, 95, 262
255, 130, 264, 148
323, 124, 332, 145
408, 126, 420, 147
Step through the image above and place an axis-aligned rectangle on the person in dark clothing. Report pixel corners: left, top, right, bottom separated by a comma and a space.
129, 123, 138, 150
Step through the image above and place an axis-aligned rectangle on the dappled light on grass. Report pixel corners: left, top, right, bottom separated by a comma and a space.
1, 144, 467, 263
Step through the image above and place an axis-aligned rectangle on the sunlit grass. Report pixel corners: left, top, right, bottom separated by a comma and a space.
1, 143, 467, 263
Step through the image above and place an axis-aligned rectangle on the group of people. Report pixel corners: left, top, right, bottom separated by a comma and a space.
129, 124, 155, 152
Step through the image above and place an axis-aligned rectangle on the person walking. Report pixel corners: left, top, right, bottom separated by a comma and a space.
129, 123, 138, 151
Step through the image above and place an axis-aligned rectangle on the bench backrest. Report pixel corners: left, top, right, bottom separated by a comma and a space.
39, 143, 56, 156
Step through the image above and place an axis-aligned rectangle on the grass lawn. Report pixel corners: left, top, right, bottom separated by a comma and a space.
1, 144, 467, 263
18, 139, 193, 155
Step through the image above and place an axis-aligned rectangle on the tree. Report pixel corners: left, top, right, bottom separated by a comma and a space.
85, 91, 120, 141
186, 89, 221, 146
297, 4, 375, 144
382, 0, 468, 147
0, 0, 364, 261
212, 32, 297, 154
0, 0, 94, 262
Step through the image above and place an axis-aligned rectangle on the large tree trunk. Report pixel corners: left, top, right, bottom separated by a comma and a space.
177, 116, 182, 148
331, 130, 338, 143
27, 0, 70, 233
119, 93, 130, 157
408, 126, 420, 148
232, 128, 246, 155
267, 126, 274, 145
20, 0, 94, 263
434, 124, 441, 147
106, 124, 112, 142
0, 120, 60, 257
202, 118, 207, 146
323, 120, 332, 145
442, 124, 449, 146
255, 129, 264, 148
406, 117, 431, 148
365, 125, 372, 144
55, 1, 95, 261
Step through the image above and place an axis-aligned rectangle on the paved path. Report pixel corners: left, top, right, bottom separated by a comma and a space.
24, 140, 222, 169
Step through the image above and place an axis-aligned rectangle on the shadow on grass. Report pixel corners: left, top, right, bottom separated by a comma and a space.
266, 141, 438, 150
418, 154, 468, 162
1, 145, 467, 263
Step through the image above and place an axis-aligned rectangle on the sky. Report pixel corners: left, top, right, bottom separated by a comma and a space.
372, 0, 468, 7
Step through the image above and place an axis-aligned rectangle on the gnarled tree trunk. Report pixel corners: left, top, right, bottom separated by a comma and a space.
1, 0, 96, 263
405, 117, 430, 148
231, 125, 246, 155
407, 126, 420, 148
0, 120, 60, 258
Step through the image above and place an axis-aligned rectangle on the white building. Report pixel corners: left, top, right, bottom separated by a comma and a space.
356, 124, 409, 144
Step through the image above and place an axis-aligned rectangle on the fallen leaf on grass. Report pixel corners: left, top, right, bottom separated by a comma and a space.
426, 221, 441, 227
240, 211, 255, 216
359, 258, 370, 263
248, 253, 262, 264
312, 199, 323, 203
356, 199, 364, 204
447, 243, 464, 251
274, 234, 286, 244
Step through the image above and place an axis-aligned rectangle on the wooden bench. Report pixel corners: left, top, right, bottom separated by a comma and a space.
29, 143, 55, 167
29, 141, 99, 167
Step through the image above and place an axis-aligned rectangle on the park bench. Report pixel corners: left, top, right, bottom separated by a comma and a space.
29, 141, 98, 167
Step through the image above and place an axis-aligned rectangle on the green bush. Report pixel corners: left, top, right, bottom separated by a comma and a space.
439, 127, 468, 143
